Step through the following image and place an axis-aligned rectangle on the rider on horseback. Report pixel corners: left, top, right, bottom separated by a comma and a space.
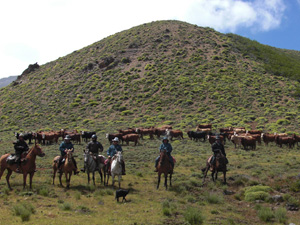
154, 137, 174, 172
14, 133, 29, 173
81, 134, 103, 172
58, 135, 79, 175
106, 137, 126, 175
210, 135, 228, 166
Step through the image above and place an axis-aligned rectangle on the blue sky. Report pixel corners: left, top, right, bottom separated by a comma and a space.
0, 0, 299, 79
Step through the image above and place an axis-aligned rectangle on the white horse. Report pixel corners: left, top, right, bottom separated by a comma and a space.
111, 151, 123, 188
83, 150, 106, 185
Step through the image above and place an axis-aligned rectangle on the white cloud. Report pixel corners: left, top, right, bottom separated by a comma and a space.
0, 0, 288, 78
181, 0, 286, 32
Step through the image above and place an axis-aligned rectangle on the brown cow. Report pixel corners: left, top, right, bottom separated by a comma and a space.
153, 128, 166, 138
275, 136, 295, 148
166, 129, 183, 141
230, 134, 243, 148
241, 137, 256, 150
118, 128, 136, 135
292, 134, 300, 146
135, 128, 154, 139
196, 124, 212, 129
247, 130, 262, 135
261, 133, 276, 146
122, 134, 140, 146
208, 135, 224, 145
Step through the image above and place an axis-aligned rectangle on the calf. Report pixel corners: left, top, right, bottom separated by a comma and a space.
136, 128, 154, 139
115, 189, 129, 202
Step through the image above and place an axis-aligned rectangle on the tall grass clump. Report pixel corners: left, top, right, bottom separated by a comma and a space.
244, 185, 272, 202
205, 192, 224, 204
12, 202, 35, 222
60, 202, 72, 211
274, 207, 288, 224
257, 206, 274, 222
184, 207, 204, 225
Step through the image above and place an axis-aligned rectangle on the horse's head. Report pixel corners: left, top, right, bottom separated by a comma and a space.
114, 151, 123, 163
32, 144, 45, 157
159, 150, 168, 161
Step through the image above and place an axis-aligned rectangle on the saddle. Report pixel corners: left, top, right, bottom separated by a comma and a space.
6, 154, 17, 165
6, 153, 27, 165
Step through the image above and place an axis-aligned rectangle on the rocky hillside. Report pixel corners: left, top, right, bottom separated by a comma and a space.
0, 20, 300, 133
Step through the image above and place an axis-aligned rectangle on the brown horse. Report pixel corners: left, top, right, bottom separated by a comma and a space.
52, 149, 75, 188
202, 150, 227, 184
0, 144, 45, 190
156, 150, 173, 190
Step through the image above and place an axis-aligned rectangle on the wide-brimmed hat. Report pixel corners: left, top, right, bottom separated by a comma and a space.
19, 133, 24, 137
64, 135, 71, 140
162, 136, 169, 141
112, 137, 119, 142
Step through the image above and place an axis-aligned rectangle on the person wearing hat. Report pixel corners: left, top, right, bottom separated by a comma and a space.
211, 135, 227, 165
81, 134, 103, 172
106, 137, 126, 175
154, 137, 174, 172
58, 135, 79, 174
13, 133, 29, 173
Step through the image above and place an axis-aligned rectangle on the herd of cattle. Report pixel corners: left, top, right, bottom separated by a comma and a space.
14, 124, 300, 150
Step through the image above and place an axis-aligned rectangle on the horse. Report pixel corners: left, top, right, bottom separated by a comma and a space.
0, 144, 45, 190
110, 151, 123, 188
202, 150, 227, 184
83, 150, 106, 185
52, 149, 75, 188
156, 150, 173, 190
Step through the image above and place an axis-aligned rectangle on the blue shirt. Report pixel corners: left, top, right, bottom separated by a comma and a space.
59, 141, 74, 156
159, 142, 173, 154
107, 144, 123, 157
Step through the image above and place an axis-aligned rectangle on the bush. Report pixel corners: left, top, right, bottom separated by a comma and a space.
184, 207, 204, 225
244, 185, 272, 202
257, 207, 274, 222
274, 207, 288, 224
13, 202, 35, 222
205, 192, 224, 204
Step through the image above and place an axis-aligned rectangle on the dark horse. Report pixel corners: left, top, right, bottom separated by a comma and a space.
156, 150, 173, 190
202, 150, 227, 184
0, 144, 45, 190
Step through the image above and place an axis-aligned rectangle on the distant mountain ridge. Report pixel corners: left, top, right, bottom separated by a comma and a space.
0, 76, 18, 88
0, 20, 300, 133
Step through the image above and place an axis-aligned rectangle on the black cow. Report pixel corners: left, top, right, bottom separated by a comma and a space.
81, 131, 96, 143
15, 132, 33, 144
187, 131, 206, 142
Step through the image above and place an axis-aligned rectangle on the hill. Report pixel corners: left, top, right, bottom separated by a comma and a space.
0, 76, 17, 88
1, 20, 300, 134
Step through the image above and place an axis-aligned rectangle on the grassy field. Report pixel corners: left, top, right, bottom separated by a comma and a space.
1, 131, 300, 225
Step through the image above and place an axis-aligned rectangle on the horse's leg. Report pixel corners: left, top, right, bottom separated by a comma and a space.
6, 169, 13, 190
87, 171, 90, 184
29, 172, 34, 189
211, 171, 215, 182
112, 174, 115, 187
202, 165, 209, 184
169, 172, 172, 187
66, 172, 71, 188
98, 169, 103, 184
59, 172, 63, 187
215, 171, 218, 181
164, 173, 168, 190
23, 172, 28, 189
157, 172, 161, 189
92, 172, 95, 186
223, 171, 227, 184
118, 175, 121, 189
53, 168, 56, 185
